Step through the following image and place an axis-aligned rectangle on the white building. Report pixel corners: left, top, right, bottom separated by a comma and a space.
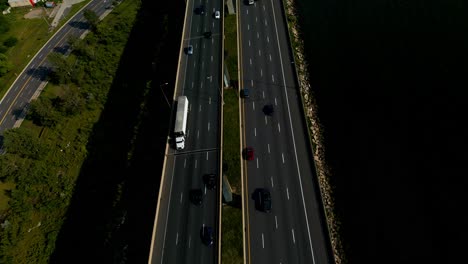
8, 0, 35, 7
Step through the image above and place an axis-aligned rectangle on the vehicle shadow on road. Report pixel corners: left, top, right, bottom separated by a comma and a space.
25, 66, 50, 81
68, 20, 90, 30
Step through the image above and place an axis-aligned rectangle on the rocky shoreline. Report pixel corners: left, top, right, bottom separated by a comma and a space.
283, 0, 346, 263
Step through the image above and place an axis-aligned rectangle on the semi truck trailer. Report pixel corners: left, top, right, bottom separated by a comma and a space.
174, 96, 189, 150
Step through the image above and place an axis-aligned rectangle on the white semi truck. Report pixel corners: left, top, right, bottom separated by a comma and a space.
174, 96, 189, 150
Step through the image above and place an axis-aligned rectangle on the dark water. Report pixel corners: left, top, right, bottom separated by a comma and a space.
295, 0, 468, 263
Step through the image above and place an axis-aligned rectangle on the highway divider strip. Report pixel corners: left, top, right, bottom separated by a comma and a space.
218, 0, 225, 262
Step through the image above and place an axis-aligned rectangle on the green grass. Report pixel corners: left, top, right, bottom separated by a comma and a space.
221, 206, 243, 264
222, 89, 241, 191
224, 14, 238, 81
0, 7, 51, 96
0, 182, 15, 212
221, 88, 243, 264
0, 0, 141, 261
0, 0, 91, 99
221, 8, 243, 264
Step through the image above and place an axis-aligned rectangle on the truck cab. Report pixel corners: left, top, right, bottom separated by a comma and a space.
175, 136, 185, 150
174, 96, 189, 150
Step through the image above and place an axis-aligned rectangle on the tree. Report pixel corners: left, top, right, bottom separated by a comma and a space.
0, 53, 12, 77
68, 36, 94, 59
27, 98, 62, 127
0, 15, 9, 34
2, 128, 49, 160
3, 36, 18, 48
47, 52, 73, 84
0, 154, 21, 181
83, 9, 99, 31
56, 87, 85, 116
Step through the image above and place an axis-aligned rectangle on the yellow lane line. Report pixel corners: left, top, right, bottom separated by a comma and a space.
0, 26, 73, 127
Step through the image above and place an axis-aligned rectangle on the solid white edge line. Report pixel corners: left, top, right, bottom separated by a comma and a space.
160, 158, 177, 264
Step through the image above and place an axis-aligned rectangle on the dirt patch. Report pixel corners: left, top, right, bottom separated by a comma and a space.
24, 8, 48, 19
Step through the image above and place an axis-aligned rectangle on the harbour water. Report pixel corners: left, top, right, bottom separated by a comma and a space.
294, 0, 466, 262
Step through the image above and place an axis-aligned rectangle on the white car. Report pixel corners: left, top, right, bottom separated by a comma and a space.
214, 11, 220, 19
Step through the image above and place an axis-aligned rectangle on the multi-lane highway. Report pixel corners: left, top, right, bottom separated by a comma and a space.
148, 0, 223, 263
0, 0, 111, 136
239, 0, 332, 263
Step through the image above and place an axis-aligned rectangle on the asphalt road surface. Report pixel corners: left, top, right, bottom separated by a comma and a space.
149, 0, 223, 263
239, 0, 332, 263
0, 0, 110, 137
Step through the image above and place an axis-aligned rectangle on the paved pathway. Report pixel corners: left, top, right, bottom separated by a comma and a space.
51, 0, 86, 28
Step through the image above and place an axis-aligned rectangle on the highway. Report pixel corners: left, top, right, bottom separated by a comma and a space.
148, 0, 223, 263
239, 0, 332, 263
0, 0, 110, 136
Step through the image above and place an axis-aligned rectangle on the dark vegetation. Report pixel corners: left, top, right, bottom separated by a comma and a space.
0, 0, 8, 10
0, 1, 13, 77
296, 0, 467, 263
0, 0, 184, 262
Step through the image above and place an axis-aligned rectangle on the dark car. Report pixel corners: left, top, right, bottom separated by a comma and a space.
244, 147, 254, 161
190, 189, 203, 205
196, 5, 206, 15
187, 45, 193, 55
254, 188, 272, 212
263, 104, 274, 116
204, 173, 216, 190
200, 226, 214, 246
241, 88, 250, 98
203, 31, 212, 39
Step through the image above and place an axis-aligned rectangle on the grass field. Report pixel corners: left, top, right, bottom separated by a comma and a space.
224, 14, 238, 81
0, 0, 142, 262
221, 88, 243, 264
0, 0, 90, 99
221, 205, 243, 264
221, 6, 243, 263
0, 7, 51, 96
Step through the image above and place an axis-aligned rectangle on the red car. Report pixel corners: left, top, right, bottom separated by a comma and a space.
245, 147, 254, 161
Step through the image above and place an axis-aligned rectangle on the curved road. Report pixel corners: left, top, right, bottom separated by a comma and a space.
0, 0, 110, 137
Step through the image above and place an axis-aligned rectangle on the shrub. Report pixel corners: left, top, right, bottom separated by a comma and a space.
3, 37, 18, 48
